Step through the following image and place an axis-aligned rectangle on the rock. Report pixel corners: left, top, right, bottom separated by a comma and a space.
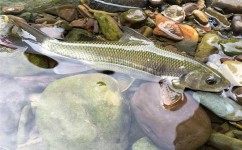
142, 26, 153, 37
219, 39, 242, 56
175, 40, 197, 55
149, 0, 163, 7
24, 52, 57, 68
0, 77, 27, 150
178, 24, 199, 42
36, 74, 130, 150
233, 87, 242, 104
131, 83, 211, 150
2, 5, 25, 14
231, 14, 242, 36
195, 32, 221, 62
235, 55, 242, 62
192, 10, 209, 25
208, 133, 242, 149
132, 137, 159, 150
18, 12, 32, 22
220, 57, 234, 63
162, 5, 185, 23
146, 17, 156, 28
153, 14, 184, 40
77, 5, 93, 18
70, 19, 87, 28
182, 3, 198, 16
211, 0, 242, 13
65, 28, 95, 41
87, 0, 148, 12
45, 5, 78, 22
193, 91, 242, 121
166, 0, 198, 5
205, 7, 230, 28
35, 18, 58, 24
0, 0, 79, 14
94, 12, 123, 41
120, 9, 148, 26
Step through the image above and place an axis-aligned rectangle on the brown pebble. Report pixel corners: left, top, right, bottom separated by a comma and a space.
2, 5, 25, 14
235, 55, 242, 62
93, 20, 99, 34
35, 18, 58, 24
220, 58, 234, 63
70, 19, 86, 28
85, 18, 95, 31
192, 10, 208, 25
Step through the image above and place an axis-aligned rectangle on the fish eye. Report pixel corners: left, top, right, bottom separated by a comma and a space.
206, 76, 217, 85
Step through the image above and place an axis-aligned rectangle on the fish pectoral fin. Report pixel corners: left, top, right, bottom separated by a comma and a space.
119, 26, 154, 46
53, 61, 92, 74
109, 73, 135, 92
159, 78, 185, 109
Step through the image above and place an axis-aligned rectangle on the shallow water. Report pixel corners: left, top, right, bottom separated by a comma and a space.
0, 34, 214, 150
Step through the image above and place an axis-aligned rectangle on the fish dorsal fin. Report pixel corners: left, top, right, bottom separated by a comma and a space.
119, 26, 154, 45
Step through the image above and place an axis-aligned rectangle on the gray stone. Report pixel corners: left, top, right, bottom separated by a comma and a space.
36, 74, 130, 150
87, 0, 148, 12
211, 0, 242, 13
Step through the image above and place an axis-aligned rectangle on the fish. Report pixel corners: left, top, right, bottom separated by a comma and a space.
0, 15, 230, 92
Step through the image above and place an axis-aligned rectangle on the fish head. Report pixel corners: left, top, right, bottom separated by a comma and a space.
180, 67, 230, 92
0, 15, 13, 37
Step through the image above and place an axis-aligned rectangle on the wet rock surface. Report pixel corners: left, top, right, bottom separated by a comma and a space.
131, 83, 211, 150
36, 74, 130, 150
219, 39, 242, 56
211, 0, 242, 13
132, 137, 159, 150
87, 0, 148, 12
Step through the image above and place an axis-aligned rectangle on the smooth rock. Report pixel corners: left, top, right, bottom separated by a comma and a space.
235, 55, 242, 62
87, 0, 147, 12
120, 9, 148, 26
45, 5, 78, 22
24, 52, 57, 68
36, 74, 130, 150
65, 28, 95, 41
208, 133, 242, 149
166, 0, 198, 5
132, 137, 159, 150
0, 0, 79, 14
162, 5, 185, 23
18, 12, 32, 22
35, 18, 58, 24
193, 91, 242, 121
211, 0, 242, 13
182, 3, 198, 16
219, 39, 242, 56
0, 77, 27, 150
153, 14, 184, 40
231, 14, 242, 36
131, 83, 211, 150
175, 40, 197, 55
192, 10, 209, 25
2, 5, 25, 14
205, 7, 230, 28
195, 32, 221, 62
94, 12, 123, 41
178, 24, 199, 42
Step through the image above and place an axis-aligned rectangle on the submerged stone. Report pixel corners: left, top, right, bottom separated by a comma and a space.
2, 5, 25, 14
219, 39, 242, 56
87, 0, 147, 12
211, 0, 242, 13
218, 61, 242, 86
232, 14, 242, 36
195, 32, 221, 62
131, 83, 211, 150
193, 91, 242, 121
162, 5, 185, 23
120, 9, 148, 25
65, 28, 95, 41
132, 137, 159, 150
94, 12, 123, 41
36, 74, 130, 150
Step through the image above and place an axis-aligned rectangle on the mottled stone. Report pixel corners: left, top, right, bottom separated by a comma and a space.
131, 83, 211, 150
162, 5, 185, 23
175, 40, 197, 55
120, 9, 148, 25
219, 39, 242, 56
2, 5, 25, 14
193, 91, 242, 121
182, 3, 198, 16
65, 28, 95, 41
36, 74, 130, 150
193, 10, 209, 25
231, 14, 242, 36
195, 32, 221, 62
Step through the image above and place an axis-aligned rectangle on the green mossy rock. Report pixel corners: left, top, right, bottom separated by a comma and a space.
65, 28, 95, 41
219, 38, 242, 56
94, 13, 123, 41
